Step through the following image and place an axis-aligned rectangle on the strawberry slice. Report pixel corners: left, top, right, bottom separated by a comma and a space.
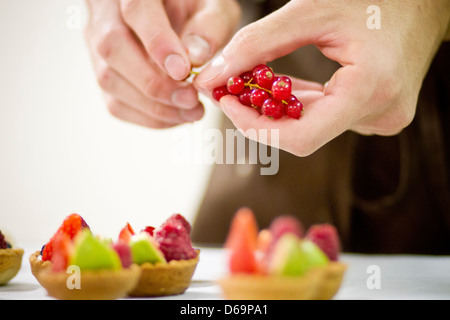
50, 231, 72, 272
229, 231, 258, 274
224, 207, 258, 251
41, 213, 89, 262
118, 222, 135, 243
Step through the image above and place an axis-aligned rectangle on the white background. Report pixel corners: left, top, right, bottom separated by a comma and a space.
0, 0, 221, 246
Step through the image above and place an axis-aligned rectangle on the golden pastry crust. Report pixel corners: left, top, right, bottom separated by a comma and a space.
218, 262, 346, 300
128, 250, 200, 297
29, 251, 141, 300
0, 248, 24, 285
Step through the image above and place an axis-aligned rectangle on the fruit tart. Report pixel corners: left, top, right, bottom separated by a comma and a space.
120, 214, 200, 297
0, 230, 24, 285
218, 208, 347, 300
29, 213, 140, 300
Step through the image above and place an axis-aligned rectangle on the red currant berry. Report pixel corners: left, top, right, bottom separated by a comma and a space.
212, 86, 229, 101
250, 88, 269, 108
227, 76, 245, 95
239, 88, 253, 107
271, 76, 292, 102
262, 98, 284, 119
255, 68, 275, 90
285, 100, 304, 119
239, 71, 254, 84
286, 94, 298, 104
252, 64, 270, 79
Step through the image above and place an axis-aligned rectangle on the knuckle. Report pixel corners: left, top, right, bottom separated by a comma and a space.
96, 67, 115, 91
144, 77, 166, 100
96, 27, 128, 60
105, 99, 123, 119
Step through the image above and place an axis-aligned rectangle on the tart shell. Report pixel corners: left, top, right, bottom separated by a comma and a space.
218, 262, 346, 300
128, 250, 200, 297
29, 251, 141, 300
0, 248, 24, 285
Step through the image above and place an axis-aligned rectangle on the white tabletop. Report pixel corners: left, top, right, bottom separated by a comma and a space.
1, 245, 450, 300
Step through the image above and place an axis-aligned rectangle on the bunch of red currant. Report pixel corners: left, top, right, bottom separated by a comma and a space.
212, 64, 304, 120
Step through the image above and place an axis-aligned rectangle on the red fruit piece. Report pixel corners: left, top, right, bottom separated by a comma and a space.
51, 231, 72, 272
261, 99, 284, 119
252, 64, 270, 79
240, 71, 254, 84
118, 222, 135, 243
239, 88, 253, 107
305, 224, 340, 261
141, 226, 155, 236
269, 215, 304, 242
224, 207, 259, 251
255, 68, 275, 90
271, 76, 292, 102
250, 88, 269, 108
41, 213, 89, 261
59, 213, 89, 240
164, 213, 192, 235
212, 86, 229, 101
229, 231, 257, 274
227, 76, 245, 95
286, 100, 304, 119
113, 242, 133, 268
0, 230, 8, 249
154, 219, 197, 261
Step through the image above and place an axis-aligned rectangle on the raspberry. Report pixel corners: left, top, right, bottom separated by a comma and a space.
269, 215, 304, 242
154, 219, 197, 261
305, 224, 340, 261
164, 213, 192, 235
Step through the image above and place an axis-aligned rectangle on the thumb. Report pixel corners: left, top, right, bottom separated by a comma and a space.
195, 1, 323, 90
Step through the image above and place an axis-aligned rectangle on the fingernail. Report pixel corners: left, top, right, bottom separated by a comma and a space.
172, 87, 199, 109
164, 54, 189, 81
180, 106, 204, 122
195, 54, 226, 86
183, 35, 211, 66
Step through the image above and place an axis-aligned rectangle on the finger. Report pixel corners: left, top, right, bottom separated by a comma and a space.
103, 94, 179, 129
120, 0, 191, 81
195, 1, 324, 90
96, 65, 205, 124
181, 0, 241, 66
94, 24, 199, 110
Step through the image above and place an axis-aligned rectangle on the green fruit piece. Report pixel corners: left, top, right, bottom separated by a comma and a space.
70, 230, 122, 271
299, 240, 329, 269
129, 233, 166, 265
270, 233, 308, 276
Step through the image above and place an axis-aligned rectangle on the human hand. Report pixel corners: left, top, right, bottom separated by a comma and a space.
195, 0, 450, 156
85, 0, 240, 128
